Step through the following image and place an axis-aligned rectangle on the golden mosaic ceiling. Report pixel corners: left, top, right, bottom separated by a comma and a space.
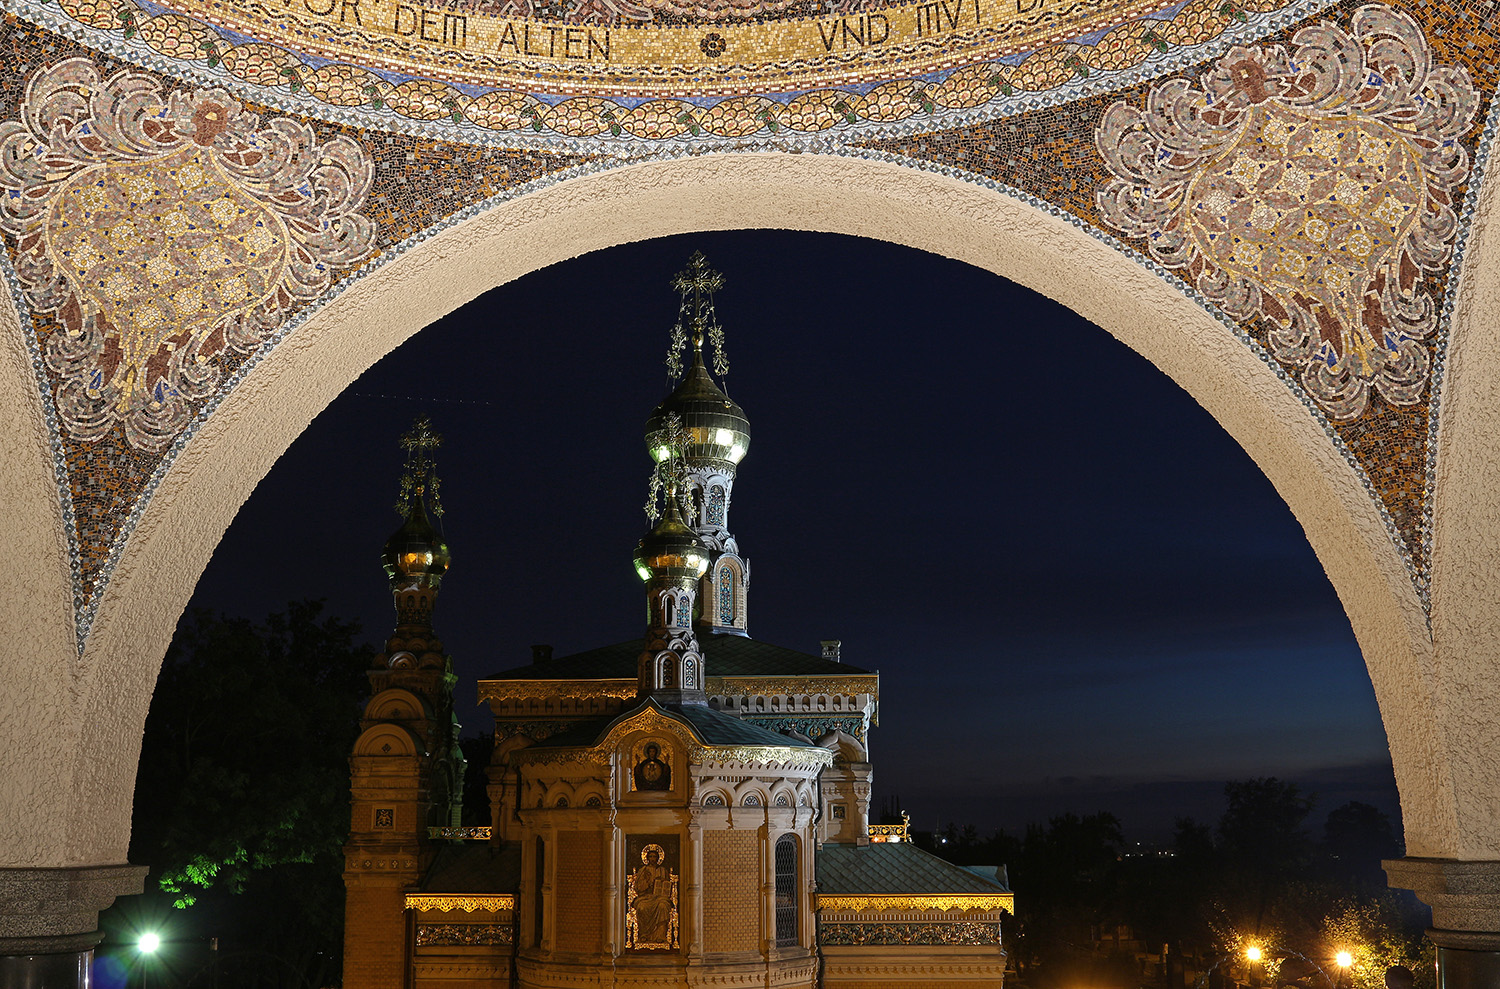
0, 0, 1494, 650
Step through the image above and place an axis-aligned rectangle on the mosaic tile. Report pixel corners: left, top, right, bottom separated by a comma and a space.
0, 14, 594, 647
0, 0, 1494, 647
858, 0, 1500, 606
2, 0, 1325, 137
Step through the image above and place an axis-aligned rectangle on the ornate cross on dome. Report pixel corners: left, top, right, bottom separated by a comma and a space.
666, 251, 730, 379
396, 415, 445, 519
644, 412, 692, 523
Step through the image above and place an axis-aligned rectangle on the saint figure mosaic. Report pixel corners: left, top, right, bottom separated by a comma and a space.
1095, 5, 1478, 421
0, 58, 376, 451
626, 834, 679, 950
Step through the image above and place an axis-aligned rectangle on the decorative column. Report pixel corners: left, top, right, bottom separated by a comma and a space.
685, 807, 705, 958
0, 865, 146, 985
1387, 859, 1500, 989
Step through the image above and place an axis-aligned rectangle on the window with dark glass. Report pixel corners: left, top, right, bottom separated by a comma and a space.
774, 835, 798, 947
534, 835, 545, 946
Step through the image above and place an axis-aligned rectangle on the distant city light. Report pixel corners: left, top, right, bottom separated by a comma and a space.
138, 932, 160, 954
1245, 946, 1263, 963
1336, 952, 1353, 968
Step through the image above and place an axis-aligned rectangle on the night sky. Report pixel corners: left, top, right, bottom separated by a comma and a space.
185, 229, 1400, 844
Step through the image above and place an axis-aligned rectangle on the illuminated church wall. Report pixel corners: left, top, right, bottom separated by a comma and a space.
2, 0, 1500, 951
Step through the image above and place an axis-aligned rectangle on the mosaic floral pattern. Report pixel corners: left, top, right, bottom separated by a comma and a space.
1095, 5, 1478, 420
0, 57, 376, 450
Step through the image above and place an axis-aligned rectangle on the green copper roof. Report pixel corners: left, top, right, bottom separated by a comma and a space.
484, 635, 872, 680
816, 843, 1012, 895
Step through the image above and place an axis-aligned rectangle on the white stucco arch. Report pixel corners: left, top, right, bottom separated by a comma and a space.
0, 148, 1484, 874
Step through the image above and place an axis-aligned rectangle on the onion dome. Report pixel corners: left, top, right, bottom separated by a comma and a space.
634, 498, 710, 583
382, 497, 450, 586
645, 355, 750, 468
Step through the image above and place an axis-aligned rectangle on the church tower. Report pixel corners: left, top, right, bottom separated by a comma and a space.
343, 417, 466, 989
634, 426, 711, 703
646, 252, 753, 636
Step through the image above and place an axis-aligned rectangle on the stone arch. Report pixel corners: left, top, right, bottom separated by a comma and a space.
363, 688, 431, 723
351, 723, 424, 759
0, 149, 1478, 871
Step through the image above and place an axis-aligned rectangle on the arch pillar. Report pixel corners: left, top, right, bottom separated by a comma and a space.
1383, 100, 1500, 989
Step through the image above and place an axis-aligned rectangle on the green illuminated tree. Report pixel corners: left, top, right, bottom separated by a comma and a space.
104, 601, 370, 987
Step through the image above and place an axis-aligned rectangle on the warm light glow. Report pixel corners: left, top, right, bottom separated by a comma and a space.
1336, 952, 1353, 968
728, 442, 746, 463
139, 932, 160, 954
1245, 946, 1263, 963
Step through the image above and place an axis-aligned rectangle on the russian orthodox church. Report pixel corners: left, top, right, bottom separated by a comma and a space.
342, 254, 1013, 989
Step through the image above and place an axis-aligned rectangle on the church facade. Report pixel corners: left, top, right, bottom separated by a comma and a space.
343, 255, 1012, 989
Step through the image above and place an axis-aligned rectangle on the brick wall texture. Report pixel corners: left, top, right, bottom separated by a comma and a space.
703, 830, 760, 952
343, 885, 408, 989
555, 830, 604, 953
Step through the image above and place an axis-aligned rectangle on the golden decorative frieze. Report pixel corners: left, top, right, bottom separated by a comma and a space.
427, 826, 492, 840
405, 893, 516, 912
415, 923, 514, 946
818, 893, 1014, 914
819, 921, 1002, 946
708, 676, 879, 698
105, 0, 1178, 98
478, 679, 637, 704
868, 822, 908, 843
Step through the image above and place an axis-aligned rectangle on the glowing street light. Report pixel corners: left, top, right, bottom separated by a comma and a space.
138, 932, 161, 989
1246, 946, 1263, 963
1336, 952, 1354, 969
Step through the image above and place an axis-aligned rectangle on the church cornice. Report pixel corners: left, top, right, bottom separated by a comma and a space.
818, 894, 1015, 915
479, 673, 879, 706
405, 893, 516, 912
479, 678, 638, 705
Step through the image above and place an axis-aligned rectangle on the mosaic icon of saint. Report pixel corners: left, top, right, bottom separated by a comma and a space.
634, 742, 671, 791
629, 844, 675, 948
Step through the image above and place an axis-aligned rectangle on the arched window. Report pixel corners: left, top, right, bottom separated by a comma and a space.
707, 485, 726, 526
703, 793, 726, 807
662, 594, 675, 627
774, 835, 798, 947
718, 565, 735, 626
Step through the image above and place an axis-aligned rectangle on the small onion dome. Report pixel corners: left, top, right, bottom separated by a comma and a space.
645, 358, 750, 467
634, 502, 711, 583
382, 498, 450, 584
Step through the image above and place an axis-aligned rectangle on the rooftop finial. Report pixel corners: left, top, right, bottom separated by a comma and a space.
395, 415, 444, 520
666, 251, 729, 379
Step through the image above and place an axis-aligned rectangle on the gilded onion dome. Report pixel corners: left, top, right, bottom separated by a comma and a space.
383, 416, 450, 589
645, 355, 750, 469
634, 497, 711, 584
646, 251, 749, 470
382, 496, 450, 587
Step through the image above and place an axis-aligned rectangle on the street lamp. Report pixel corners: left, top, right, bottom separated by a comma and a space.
138, 931, 160, 988
1332, 950, 1354, 989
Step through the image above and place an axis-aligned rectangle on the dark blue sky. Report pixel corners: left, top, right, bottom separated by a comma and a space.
187, 229, 1398, 843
